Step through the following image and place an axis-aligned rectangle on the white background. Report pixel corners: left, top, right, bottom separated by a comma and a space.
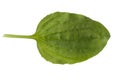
0, 0, 120, 80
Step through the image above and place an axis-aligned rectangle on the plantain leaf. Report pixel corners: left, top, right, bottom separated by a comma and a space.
4, 12, 110, 64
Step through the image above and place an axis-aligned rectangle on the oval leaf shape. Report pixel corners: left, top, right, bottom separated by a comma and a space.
4, 12, 110, 64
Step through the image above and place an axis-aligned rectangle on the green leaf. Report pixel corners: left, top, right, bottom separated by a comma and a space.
4, 12, 110, 64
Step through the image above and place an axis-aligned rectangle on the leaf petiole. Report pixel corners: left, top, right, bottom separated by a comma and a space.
3, 34, 34, 39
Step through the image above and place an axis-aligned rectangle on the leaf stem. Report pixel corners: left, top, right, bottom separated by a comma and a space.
3, 34, 34, 39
